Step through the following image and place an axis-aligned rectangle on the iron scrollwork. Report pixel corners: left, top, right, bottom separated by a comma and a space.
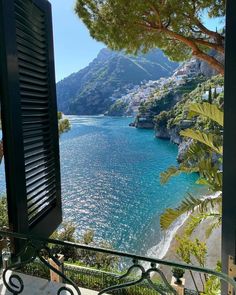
37, 246, 81, 295
2, 241, 36, 294
98, 259, 178, 295
2, 240, 81, 295
1, 231, 236, 295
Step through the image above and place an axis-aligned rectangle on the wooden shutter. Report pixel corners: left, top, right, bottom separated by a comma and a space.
0, 0, 62, 242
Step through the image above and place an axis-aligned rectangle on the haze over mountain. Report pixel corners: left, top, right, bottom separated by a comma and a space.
56, 48, 179, 115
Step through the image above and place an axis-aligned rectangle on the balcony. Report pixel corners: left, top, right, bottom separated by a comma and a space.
0, 231, 236, 295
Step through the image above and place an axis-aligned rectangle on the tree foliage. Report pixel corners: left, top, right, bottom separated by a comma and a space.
0, 196, 8, 229
180, 129, 223, 155
58, 112, 71, 135
187, 102, 223, 127
160, 193, 221, 230
51, 223, 118, 271
75, 0, 225, 74
160, 102, 223, 231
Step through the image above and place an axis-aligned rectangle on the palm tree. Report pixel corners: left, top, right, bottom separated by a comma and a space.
160, 102, 223, 233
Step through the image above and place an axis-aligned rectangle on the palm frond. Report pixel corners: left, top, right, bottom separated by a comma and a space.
178, 194, 204, 212
185, 214, 208, 236
160, 194, 222, 230
160, 165, 199, 184
160, 208, 184, 230
197, 159, 223, 191
180, 129, 223, 155
205, 216, 222, 238
188, 102, 223, 127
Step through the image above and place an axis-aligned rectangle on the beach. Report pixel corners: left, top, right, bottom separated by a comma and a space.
149, 192, 221, 290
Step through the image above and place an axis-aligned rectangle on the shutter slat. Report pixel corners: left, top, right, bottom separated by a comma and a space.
15, 7, 45, 30
25, 152, 53, 168
15, 0, 44, 19
24, 147, 53, 160
23, 125, 50, 133
26, 162, 54, 180
23, 118, 50, 125
28, 187, 56, 209
24, 141, 51, 153
19, 68, 47, 80
21, 99, 49, 106
28, 199, 56, 226
17, 36, 46, 56
26, 176, 55, 196
22, 107, 49, 113
26, 168, 55, 188
19, 57, 47, 73
25, 158, 54, 174
28, 194, 56, 220
16, 28, 46, 50
15, 21, 45, 43
17, 44, 47, 62
20, 83, 49, 93
20, 76, 47, 87
27, 181, 55, 201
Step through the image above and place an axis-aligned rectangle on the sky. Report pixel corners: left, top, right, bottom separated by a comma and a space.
50, 0, 104, 82
50, 0, 224, 82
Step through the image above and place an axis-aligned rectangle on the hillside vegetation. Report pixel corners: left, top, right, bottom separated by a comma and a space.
56, 48, 178, 115
154, 75, 224, 147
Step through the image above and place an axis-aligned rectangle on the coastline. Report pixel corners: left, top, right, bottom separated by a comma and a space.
148, 192, 221, 264
147, 192, 221, 290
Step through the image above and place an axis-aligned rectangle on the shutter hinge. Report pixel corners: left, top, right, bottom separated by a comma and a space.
228, 256, 236, 295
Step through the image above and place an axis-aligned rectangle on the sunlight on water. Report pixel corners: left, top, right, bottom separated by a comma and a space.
0, 117, 202, 255
59, 116, 201, 254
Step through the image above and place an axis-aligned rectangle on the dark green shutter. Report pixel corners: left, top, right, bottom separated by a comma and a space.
0, 0, 62, 243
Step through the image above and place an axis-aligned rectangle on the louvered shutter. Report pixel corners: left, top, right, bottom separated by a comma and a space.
0, 0, 62, 243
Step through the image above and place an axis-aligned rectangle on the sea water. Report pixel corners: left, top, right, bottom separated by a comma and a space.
0, 116, 201, 256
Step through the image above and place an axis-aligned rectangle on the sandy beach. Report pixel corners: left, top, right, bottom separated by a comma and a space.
151, 192, 221, 291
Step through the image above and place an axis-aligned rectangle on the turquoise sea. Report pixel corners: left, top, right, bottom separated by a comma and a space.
0, 116, 201, 255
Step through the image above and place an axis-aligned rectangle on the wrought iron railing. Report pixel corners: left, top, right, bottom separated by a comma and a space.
0, 230, 235, 295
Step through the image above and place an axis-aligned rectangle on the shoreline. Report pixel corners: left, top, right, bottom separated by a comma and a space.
147, 192, 221, 290
147, 211, 190, 260
147, 192, 221, 263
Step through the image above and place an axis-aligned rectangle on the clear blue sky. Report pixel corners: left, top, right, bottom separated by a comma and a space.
50, 0, 104, 82
50, 0, 224, 82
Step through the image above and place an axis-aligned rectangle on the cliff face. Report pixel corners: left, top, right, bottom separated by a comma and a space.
153, 75, 224, 161
155, 121, 193, 145
56, 48, 178, 115
135, 118, 155, 129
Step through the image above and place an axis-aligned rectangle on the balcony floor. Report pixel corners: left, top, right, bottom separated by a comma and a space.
0, 271, 107, 295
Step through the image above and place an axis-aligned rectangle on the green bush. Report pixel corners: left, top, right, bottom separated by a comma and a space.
0, 196, 8, 229
154, 111, 170, 128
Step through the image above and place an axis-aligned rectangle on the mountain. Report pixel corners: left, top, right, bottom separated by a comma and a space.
56, 48, 179, 115
106, 55, 224, 117
105, 58, 209, 117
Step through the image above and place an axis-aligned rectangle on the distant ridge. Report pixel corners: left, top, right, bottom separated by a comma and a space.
56, 48, 179, 115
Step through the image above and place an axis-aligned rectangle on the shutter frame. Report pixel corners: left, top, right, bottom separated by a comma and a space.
0, 0, 62, 247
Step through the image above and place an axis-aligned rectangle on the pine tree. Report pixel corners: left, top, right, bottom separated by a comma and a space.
75, 0, 225, 75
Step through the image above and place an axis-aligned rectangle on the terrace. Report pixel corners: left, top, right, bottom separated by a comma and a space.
0, 0, 236, 294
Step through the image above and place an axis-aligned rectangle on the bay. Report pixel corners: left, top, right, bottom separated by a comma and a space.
59, 116, 200, 255
0, 116, 201, 255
